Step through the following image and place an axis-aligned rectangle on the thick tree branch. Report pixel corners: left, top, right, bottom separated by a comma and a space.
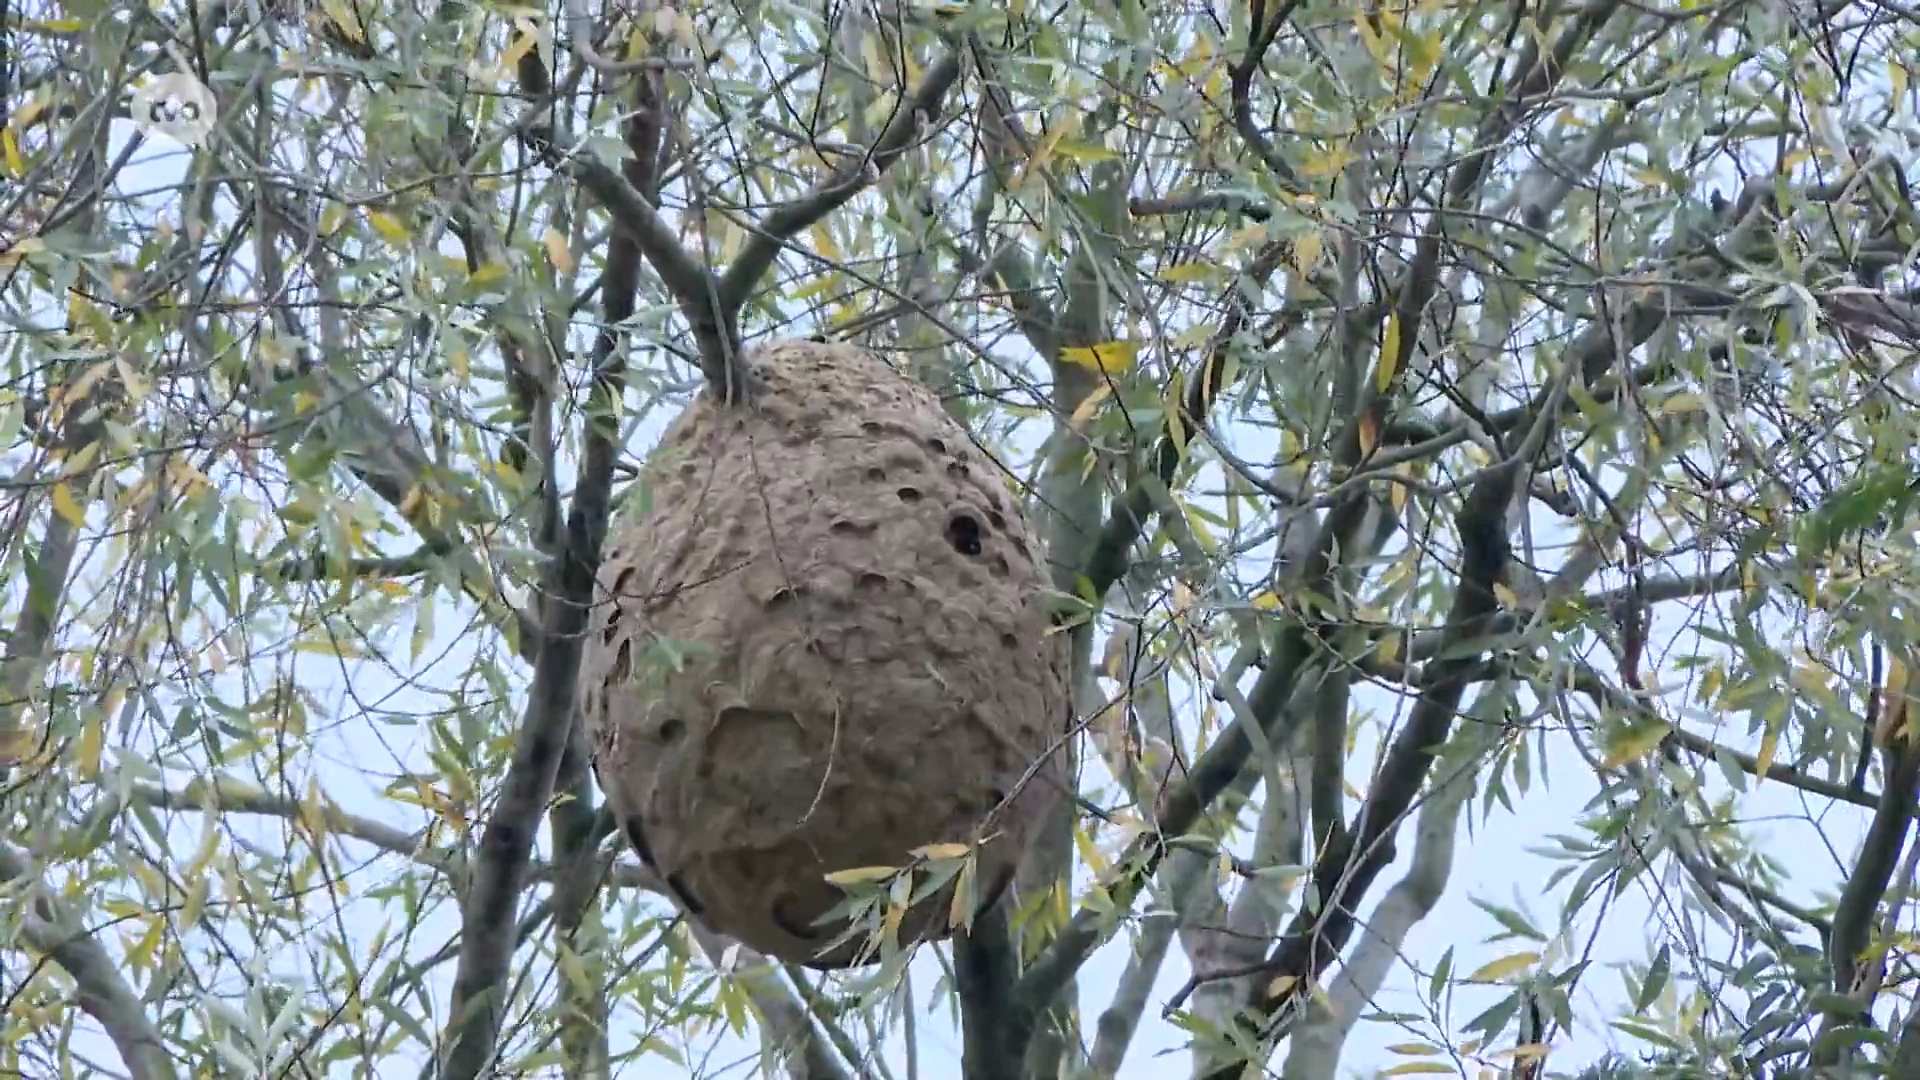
439, 200, 632, 1080
1279, 717, 1492, 1079
544, 47, 670, 1080
1824, 650, 1920, 1040
1209, 463, 1522, 1072
0, 842, 178, 1080
717, 49, 965, 344
1227, 0, 1305, 194
0, 371, 113, 770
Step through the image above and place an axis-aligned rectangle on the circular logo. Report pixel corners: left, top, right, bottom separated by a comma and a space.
130, 72, 217, 147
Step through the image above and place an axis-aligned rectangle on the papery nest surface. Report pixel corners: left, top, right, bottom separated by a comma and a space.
579, 338, 1072, 967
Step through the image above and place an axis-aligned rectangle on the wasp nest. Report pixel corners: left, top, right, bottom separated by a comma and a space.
580, 339, 1072, 967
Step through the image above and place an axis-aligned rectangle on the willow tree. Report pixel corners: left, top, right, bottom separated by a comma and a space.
4, 0, 1920, 1077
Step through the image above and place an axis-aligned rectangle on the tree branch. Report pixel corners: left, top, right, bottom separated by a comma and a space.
439, 165, 632, 1080
121, 777, 654, 894
0, 371, 113, 770
1075, 239, 1291, 606
1823, 648, 1920, 1049
0, 842, 178, 1080
544, 43, 671, 1080
513, 28, 747, 401
717, 48, 965, 344
1227, 0, 1305, 194
1663, 725, 1882, 810
1202, 463, 1522, 1075
1280, 716, 1491, 1079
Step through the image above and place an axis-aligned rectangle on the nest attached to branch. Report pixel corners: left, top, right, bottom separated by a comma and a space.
580, 339, 1072, 967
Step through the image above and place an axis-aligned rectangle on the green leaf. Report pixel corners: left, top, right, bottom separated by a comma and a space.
1635, 944, 1670, 1014
1429, 946, 1454, 1001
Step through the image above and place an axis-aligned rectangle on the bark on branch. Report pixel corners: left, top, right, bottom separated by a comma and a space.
1200, 462, 1521, 1078
0, 842, 178, 1080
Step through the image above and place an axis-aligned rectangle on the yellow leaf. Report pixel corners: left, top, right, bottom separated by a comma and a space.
1266, 973, 1299, 998
125, 916, 164, 974
948, 857, 976, 929
1073, 824, 1111, 876
10, 97, 48, 130
1250, 591, 1281, 611
1377, 631, 1401, 666
501, 20, 540, 71
809, 222, 841, 263
1055, 139, 1122, 163
1387, 1043, 1445, 1056
1602, 721, 1669, 769
1380, 1065, 1456, 1076
75, 715, 102, 780
1662, 391, 1709, 415
2, 128, 22, 177
50, 482, 86, 527
823, 865, 898, 886
367, 210, 410, 246
1358, 408, 1381, 457
1157, 262, 1215, 284
542, 228, 574, 273
1069, 381, 1114, 431
398, 486, 425, 520
1376, 314, 1402, 392
1467, 951, 1539, 982
1060, 340, 1139, 375
1165, 372, 1190, 456
299, 780, 330, 842
321, 0, 365, 42
911, 842, 971, 861
1893, 61, 1910, 106
179, 874, 210, 930
788, 274, 841, 303
1755, 725, 1779, 782
1289, 229, 1324, 276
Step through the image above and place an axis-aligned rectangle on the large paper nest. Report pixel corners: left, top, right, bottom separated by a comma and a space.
580, 339, 1072, 967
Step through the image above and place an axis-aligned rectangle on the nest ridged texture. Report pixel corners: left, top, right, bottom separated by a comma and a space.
580, 339, 1072, 967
